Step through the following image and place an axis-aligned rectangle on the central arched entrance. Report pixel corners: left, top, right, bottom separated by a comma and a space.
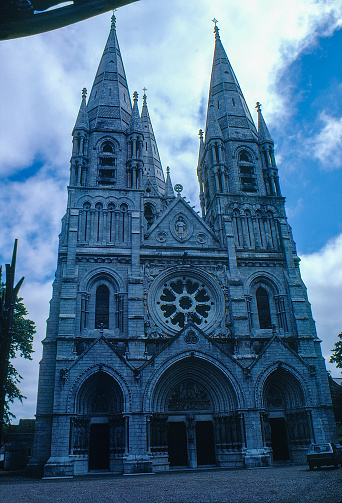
149, 356, 243, 469
71, 371, 125, 472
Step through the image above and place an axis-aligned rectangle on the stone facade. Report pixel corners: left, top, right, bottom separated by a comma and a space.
28, 17, 338, 477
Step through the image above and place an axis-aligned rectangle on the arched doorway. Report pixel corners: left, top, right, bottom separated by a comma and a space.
261, 367, 312, 462
149, 357, 243, 469
71, 371, 125, 471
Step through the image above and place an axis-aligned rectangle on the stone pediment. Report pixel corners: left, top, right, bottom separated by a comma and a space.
248, 335, 311, 372
144, 196, 219, 248
62, 335, 134, 375
139, 323, 241, 374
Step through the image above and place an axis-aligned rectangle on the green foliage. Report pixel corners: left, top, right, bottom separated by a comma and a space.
330, 332, 342, 370
4, 297, 36, 423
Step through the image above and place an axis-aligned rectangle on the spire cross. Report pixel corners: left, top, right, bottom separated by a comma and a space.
142, 87, 147, 105
256, 102, 262, 112
212, 17, 220, 38
111, 9, 116, 29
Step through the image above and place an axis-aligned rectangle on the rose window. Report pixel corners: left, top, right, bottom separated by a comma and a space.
156, 277, 214, 329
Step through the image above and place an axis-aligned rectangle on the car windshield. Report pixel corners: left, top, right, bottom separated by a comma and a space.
309, 444, 332, 453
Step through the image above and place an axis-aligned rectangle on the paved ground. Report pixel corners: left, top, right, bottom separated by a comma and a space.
0, 465, 341, 503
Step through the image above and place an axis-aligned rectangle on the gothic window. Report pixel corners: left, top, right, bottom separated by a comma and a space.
256, 287, 272, 329
95, 284, 110, 329
98, 141, 116, 185
144, 203, 156, 229
157, 277, 213, 329
238, 150, 257, 193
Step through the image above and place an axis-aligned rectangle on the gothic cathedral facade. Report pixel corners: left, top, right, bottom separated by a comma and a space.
29, 18, 337, 477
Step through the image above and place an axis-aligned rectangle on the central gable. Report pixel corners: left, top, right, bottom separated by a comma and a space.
144, 196, 219, 248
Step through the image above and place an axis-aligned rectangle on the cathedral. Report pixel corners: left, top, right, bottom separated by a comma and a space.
28, 16, 338, 477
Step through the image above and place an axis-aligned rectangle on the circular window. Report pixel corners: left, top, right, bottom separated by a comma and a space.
148, 268, 224, 334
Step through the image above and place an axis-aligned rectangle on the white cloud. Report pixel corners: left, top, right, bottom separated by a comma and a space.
300, 233, 342, 375
309, 112, 342, 169
2, 0, 342, 421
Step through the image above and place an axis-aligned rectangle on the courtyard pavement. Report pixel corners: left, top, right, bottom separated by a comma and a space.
0, 465, 341, 503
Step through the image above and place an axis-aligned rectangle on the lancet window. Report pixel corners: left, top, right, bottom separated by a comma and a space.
95, 284, 110, 329
79, 276, 125, 335
247, 279, 289, 334
256, 287, 272, 329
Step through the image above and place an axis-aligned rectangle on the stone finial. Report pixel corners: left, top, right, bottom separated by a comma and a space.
133, 91, 138, 103
82, 88, 87, 100
198, 129, 204, 140
255, 101, 262, 112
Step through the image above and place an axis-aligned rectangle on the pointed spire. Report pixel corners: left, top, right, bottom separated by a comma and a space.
141, 90, 165, 194
205, 20, 257, 140
256, 102, 273, 144
130, 91, 143, 133
164, 166, 175, 200
73, 87, 89, 134
205, 100, 223, 142
87, 15, 132, 131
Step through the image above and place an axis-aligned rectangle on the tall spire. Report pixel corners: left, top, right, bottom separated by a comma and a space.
130, 91, 143, 133
141, 90, 165, 194
206, 19, 257, 141
73, 87, 89, 134
256, 102, 274, 144
87, 14, 132, 131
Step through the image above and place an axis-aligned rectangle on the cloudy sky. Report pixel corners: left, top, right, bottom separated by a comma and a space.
0, 0, 342, 421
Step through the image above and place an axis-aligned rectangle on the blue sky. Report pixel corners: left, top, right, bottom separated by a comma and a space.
275, 26, 342, 253
0, 0, 342, 421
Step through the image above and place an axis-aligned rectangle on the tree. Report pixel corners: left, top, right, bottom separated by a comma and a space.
0, 240, 35, 445
330, 332, 342, 370
3, 296, 35, 424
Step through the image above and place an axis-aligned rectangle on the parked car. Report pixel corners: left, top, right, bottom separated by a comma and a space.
307, 443, 342, 470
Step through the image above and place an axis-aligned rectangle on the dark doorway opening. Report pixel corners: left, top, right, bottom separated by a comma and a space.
195, 421, 216, 465
269, 417, 290, 461
89, 423, 110, 470
168, 422, 188, 467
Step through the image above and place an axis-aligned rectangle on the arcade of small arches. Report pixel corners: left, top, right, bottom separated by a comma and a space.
67, 360, 313, 472
230, 204, 281, 251
78, 200, 131, 244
